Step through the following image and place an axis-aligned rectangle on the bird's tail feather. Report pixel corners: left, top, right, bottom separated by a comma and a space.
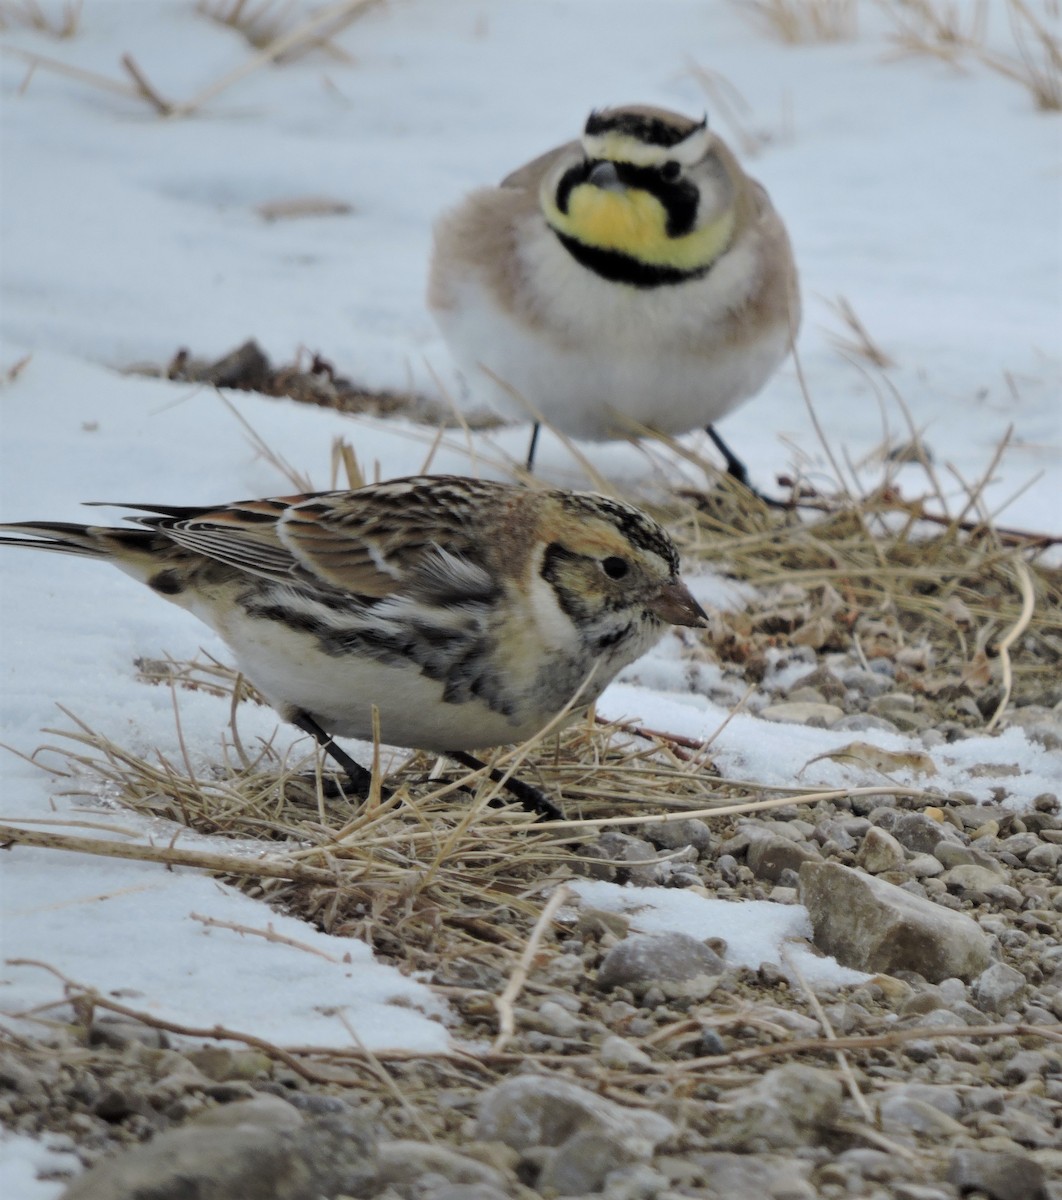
0, 522, 151, 558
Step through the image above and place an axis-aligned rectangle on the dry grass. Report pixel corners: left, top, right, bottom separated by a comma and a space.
0, 0, 81, 37
883, 0, 1062, 111
4, 433, 1059, 1142
10, 432, 1057, 963
3, 0, 382, 117
734, 0, 859, 43
824, 296, 896, 369
195, 0, 368, 62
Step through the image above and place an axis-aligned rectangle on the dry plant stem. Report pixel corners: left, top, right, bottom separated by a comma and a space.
336, 1012, 438, 1146
783, 948, 873, 1123
985, 558, 1037, 732
0, 822, 335, 884
189, 912, 345, 963
220, 394, 314, 492
1, 44, 140, 98
492, 884, 571, 1053
6, 959, 359, 1085
677, 1020, 1062, 1073
542, 785, 929, 832
119, 53, 173, 115
170, 0, 384, 117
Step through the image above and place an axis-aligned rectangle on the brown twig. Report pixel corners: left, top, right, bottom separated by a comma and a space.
493, 884, 571, 1053
119, 53, 173, 115
0, 822, 336, 883
678, 1021, 1062, 1071
6, 959, 358, 1084
189, 912, 347, 963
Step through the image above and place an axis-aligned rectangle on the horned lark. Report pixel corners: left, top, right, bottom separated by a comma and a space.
429, 104, 800, 481
1, 476, 705, 818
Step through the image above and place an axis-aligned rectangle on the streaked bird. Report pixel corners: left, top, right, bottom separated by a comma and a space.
1, 475, 706, 818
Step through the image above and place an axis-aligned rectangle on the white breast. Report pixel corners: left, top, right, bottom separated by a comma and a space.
435, 219, 791, 439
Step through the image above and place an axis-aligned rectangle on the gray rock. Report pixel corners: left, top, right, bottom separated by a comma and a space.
59, 1113, 376, 1200
598, 1035, 653, 1070
879, 1092, 965, 1139
537, 1129, 644, 1196
935, 841, 1005, 872
746, 831, 822, 881
948, 1148, 1047, 1200
574, 832, 664, 884
857, 827, 907, 874
691, 1152, 816, 1199
704, 1064, 843, 1152
418, 1186, 511, 1200
973, 962, 1028, 1013
640, 817, 713, 853
475, 1074, 674, 1153
597, 931, 725, 993
799, 861, 993, 982
1026, 842, 1062, 871
376, 1140, 509, 1194
188, 1094, 303, 1131
906, 853, 945, 877
601, 1162, 669, 1200
761, 701, 845, 727
880, 811, 959, 854
945, 863, 1010, 894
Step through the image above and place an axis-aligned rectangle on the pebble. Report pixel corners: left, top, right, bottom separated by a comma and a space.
761, 700, 845, 727
691, 1152, 817, 1199
856, 827, 907, 873
948, 1148, 1047, 1200
475, 1076, 674, 1195
935, 841, 1005, 872
945, 863, 1012, 894
640, 817, 713, 853
745, 831, 823, 881
972, 962, 1028, 1013
574, 832, 666, 886
598, 1035, 653, 1071
878, 1092, 965, 1139
799, 861, 992, 981
187, 1094, 303, 1132
596, 931, 725, 994
58, 1113, 377, 1200
375, 1139, 510, 1194
703, 1064, 842, 1152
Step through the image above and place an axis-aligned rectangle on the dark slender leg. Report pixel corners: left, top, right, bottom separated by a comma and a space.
291, 710, 380, 796
706, 424, 751, 488
447, 750, 563, 821
706, 424, 788, 508
525, 423, 542, 473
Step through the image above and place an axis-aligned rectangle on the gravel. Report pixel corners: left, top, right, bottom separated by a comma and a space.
5, 603, 1061, 1200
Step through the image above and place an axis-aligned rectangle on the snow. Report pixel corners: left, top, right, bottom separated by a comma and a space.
570, 880, 870, 989
1, 2, 1060, 1191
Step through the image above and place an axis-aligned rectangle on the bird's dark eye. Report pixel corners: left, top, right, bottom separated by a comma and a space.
602, 556, 630, 580
660, 160, 681, 182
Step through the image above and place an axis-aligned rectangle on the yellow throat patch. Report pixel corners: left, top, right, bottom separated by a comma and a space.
542, 179, 734, 273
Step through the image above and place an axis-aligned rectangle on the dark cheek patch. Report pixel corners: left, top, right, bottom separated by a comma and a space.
148, 569, 185, 595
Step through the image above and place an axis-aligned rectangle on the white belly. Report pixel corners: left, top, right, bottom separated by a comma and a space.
435, 222, 791, 439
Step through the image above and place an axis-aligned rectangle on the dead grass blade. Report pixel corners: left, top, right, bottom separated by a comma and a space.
734, 0, 859, 43
0, 0, 81, 37
882, 0, 1062, 110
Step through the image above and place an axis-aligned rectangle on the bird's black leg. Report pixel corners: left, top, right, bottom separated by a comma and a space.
525, 422, 542, 473
706, 424, 787, 508
291, 710, 381, 797
447, 750, 563, 821
706, 424, 751, 488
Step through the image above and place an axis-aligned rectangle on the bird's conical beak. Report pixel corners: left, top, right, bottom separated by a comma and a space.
586, 160, 625, 193
648, 578, 708, 628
